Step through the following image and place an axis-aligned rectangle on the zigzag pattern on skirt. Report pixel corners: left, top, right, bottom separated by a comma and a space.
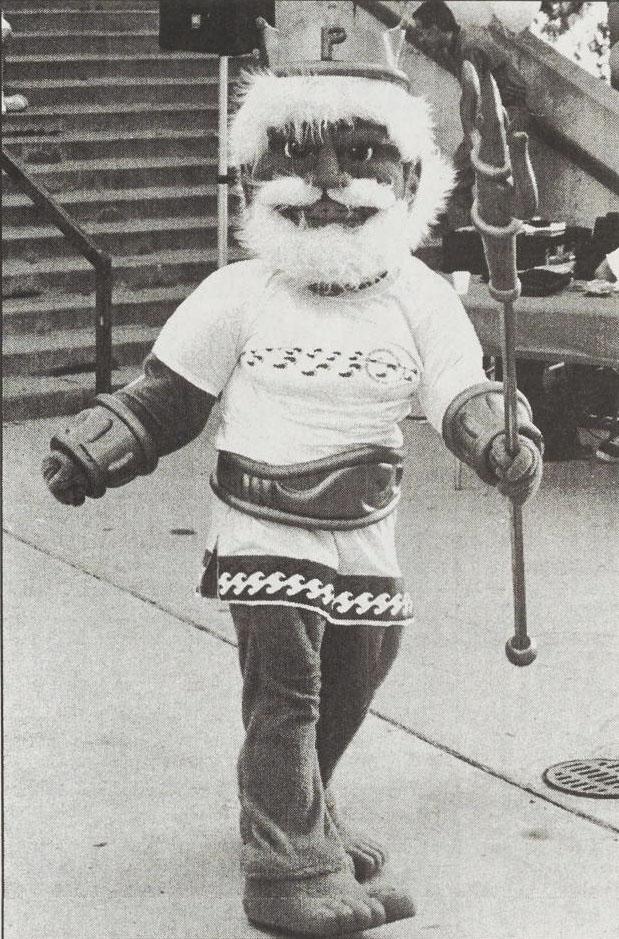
199, 552, 414, 626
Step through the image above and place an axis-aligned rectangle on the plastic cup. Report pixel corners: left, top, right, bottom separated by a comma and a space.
452, 270, 471, 296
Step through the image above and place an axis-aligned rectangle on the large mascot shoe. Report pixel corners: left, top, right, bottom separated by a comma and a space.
366, 877, 417, 921
243, 868, 387, 937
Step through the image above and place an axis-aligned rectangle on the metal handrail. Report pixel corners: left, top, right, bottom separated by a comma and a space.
1, 147, 113, 394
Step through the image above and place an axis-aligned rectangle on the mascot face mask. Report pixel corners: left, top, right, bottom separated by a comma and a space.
238, 118, 418, 287
231, 72, 455, 288
252, 118, 411, 227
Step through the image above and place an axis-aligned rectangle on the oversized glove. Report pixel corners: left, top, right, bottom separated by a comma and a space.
42, 394, 157, 506
488, 432, 542, 504
443, 381, 543, 504
42, 450, 89, 506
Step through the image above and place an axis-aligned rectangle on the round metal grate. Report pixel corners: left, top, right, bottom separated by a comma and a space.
542, 758, 619, 798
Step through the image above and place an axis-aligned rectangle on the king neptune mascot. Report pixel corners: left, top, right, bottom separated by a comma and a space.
43, 20, 543, 938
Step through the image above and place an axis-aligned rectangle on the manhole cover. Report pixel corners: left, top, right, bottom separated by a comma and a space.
542, 759, 619, 798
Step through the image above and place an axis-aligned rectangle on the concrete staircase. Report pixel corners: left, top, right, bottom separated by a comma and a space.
2, 0, 239, 420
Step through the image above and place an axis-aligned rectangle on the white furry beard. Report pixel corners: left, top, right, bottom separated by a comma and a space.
237, 195, 414, 287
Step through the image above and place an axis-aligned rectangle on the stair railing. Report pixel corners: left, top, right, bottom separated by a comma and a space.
1, 147, 113, 394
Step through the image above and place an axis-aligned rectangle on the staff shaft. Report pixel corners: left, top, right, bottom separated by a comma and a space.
217, 55, 229, 268
502, 298, 530, 650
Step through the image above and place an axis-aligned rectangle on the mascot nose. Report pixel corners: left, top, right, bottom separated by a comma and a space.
307, 138, 351, 191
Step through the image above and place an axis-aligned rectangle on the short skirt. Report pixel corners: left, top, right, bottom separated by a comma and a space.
199, 498, 414, 627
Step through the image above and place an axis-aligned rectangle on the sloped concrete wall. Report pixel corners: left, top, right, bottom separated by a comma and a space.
502, 25, 619, 222
526, 134, 616, 223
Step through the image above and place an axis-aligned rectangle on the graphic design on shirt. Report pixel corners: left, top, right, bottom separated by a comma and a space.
200, 554, 414, 625
365, 347, 418, 384
241, 345, 418, 384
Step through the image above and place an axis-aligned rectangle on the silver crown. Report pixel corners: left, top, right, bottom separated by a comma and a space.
256, 11, 409, 91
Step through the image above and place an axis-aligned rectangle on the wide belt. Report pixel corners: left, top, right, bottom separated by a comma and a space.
210, 446, 405, 530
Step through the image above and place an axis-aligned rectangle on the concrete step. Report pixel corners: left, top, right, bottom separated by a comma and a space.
3, 323, 160, 376
2, 283, 191, 335
3, 126, 219, 165
3, 213, 223, 262
13, 75, 219, 108
2, 101, 218, 133
5, 9, 159, 32
2, 153, 218, 194
2, 245, 242, 297
4, 29, 233, 57
2, 365, 141, 422
8, 30, 173, 56
6, 52, 223, 85
1, 182, 224, 227
7, 51, 225, 81
4, 0, 158, 7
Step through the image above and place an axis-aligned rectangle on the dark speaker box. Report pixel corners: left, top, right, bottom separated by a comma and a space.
442, 226, 574, 278
159, 1, 275, 56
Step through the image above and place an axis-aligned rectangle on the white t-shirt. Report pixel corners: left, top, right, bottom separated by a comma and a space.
153, 257, 486, 464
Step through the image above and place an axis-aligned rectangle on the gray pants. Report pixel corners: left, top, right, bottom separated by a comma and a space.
232, 604, 403, 880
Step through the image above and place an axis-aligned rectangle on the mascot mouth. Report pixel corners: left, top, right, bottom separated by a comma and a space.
279, 197, 378, 229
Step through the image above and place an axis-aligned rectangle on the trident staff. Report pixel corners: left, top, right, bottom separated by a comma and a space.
460, 61, 540, 666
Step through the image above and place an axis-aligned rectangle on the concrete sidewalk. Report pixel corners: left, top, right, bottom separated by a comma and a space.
3, 416, 618, 938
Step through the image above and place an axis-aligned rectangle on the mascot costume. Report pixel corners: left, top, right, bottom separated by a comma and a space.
43, 13, 543, 937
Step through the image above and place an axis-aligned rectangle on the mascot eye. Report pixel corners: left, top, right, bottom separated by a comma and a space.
284, 141, 311, 159
349, 145, 373, 162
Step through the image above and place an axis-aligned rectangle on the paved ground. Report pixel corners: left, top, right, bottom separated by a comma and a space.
3, 415, 618, 939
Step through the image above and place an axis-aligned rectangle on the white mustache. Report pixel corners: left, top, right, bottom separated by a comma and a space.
254, 177, 322, 207
327, 179, 397, 209
254, 176, 397, 211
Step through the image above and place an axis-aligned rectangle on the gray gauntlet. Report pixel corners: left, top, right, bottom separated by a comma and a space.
442, 381, 543, 484
44, 394, 158, 502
